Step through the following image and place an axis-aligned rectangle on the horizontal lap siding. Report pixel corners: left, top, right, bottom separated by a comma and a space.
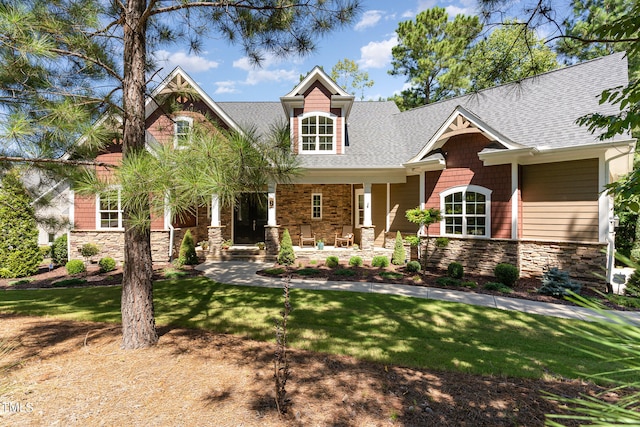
372, 184, 387, 246
521, 159, 599, 242
389, 175, 420, 233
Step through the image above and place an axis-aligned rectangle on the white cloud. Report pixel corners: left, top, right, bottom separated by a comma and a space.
153, 50, 219, 73
444, 5, 473, 16
358, 36, 398, 69
214, 81, 239, 95
232, 57, 299, 85
354, 10, 383, 31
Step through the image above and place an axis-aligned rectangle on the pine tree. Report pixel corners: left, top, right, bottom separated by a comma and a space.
278, 229, 295, 266
391, 231, 406, 265
0, 170, 43, 277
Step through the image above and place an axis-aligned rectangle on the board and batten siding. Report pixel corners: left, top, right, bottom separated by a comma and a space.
521, 159, 599, 242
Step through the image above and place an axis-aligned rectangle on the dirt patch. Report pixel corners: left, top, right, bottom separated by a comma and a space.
258, 260, 637, 311
0, 314, 613, 426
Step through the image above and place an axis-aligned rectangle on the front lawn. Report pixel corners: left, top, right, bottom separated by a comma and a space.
0, 277, 632, 383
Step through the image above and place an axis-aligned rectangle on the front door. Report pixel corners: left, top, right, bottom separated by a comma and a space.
233, 193, 268, 244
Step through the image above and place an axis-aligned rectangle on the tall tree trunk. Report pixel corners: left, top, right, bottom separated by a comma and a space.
120, 0, 158, 349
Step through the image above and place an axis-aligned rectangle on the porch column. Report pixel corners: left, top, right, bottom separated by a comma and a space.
267, 183, 277, 226
361, 182, 375, 251
363, 182, 372, 227
208, 194, 224, 257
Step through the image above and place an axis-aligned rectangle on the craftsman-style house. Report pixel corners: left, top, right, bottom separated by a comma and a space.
70, 52, 635, 282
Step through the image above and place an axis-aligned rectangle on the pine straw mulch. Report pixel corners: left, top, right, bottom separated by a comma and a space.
0, 313, 618, 427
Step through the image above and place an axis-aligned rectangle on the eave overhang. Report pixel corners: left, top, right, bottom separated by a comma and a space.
288, 166, 407, 184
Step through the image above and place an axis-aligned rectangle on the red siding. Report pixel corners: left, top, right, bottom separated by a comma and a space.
424, 133, 512, 238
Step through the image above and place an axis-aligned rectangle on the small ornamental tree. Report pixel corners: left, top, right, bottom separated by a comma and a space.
392, 231, 406, 265
405, 206, 442, 260
278, 229, 295, 266
0, 170, 43, 277
178, 230, 199, 266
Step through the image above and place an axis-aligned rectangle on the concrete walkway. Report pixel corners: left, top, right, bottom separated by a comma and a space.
196, 261, 640, 324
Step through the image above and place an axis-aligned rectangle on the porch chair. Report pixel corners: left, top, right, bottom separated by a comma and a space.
300, 224, 316, 247
334, 225, 354, 247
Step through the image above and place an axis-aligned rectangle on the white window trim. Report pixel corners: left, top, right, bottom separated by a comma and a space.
311, 193, 322, 219
96, 188, 123, 230
355, 188, 364, 228
440, 185, 492, 238
174, 116, 193, 148
298, 112, 337, 154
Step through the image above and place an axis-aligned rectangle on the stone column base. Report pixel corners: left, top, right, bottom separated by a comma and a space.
360, 226, 375, 251
265, 225, 281, 256
207, 226, 226, 256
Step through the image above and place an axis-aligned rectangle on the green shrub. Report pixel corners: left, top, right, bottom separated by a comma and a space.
391, 231, 406, 265
461, 281, 478, 289
277, 229, 295, 266
435, 237, 450, 248
53, 278, 87, 287
447, 262, 464, 279
178, 230, 198, 265
98, 257, 116, 273
80, 243, 101, 260
0, 268, 12, 279
624, 269, 640, 297
494, 263, 519, 287
404, 235, 420, 247
380, 271, 403, 280
484, 282, 512, 293
39, 245, 52, 258
406, 260, 421, 273
65, 259, 86, 275
334, 269, 356, 276
371, 255, 390, 268
51, 234, 68, 266
325, 256, 340, 268
263, 267, 285, 275
537, 267, 582, 297
297, 268, 320, 276
436, 276, 460, 286
349, 256, 363, 267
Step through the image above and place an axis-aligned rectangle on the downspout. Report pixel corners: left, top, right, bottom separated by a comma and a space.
606, 214, 619, 293
168, 223, 175, 261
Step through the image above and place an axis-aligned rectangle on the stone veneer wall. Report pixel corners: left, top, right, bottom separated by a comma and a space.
421, 237, 606, 285
70, 230, 171, 264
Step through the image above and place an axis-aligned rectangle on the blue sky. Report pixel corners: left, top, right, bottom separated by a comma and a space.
150, 0, 488, 102
151, 0, 570, 103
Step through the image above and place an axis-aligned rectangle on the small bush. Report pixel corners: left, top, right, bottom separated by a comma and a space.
53, 278, 87, 287
51, 234, 68, 266
494, 263, 519, 287
435, 237, 450, 248
380, 271, 403, 280
39, 245, 51, 258
436, 277, 460, 286
178, 230, 198, 265
98, 257, 116, 273
8, 279, 31, 286
349, 256, 363, 267
406, 260, 421, 273
65, 259, 86, 275
325, 256, 340, 268
163, 268, 188, 279
484, 282, 512, 293
391, 231, 406, 265
537, 267, 582, 297
404, 235, 420, 247
624, 269, 640, 297
0, 268, 12, 279
80, 243, 100, 260
297, 268, 320, 276
461, 281, 478, 289
447, 262, 464, 279
371, 255, 390, 268
278, 229, 296, 266
263, 267, 285, 276
334, 269, 356, 276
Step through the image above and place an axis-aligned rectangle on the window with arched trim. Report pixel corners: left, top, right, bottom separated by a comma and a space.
440, 186, 491, 238
299, 113, 335, 153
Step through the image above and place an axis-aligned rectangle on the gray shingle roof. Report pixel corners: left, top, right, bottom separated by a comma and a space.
217, 53, 631, 169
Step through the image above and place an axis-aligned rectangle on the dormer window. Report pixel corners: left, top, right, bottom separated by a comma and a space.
174, 116, 193, 147
300, 113, 335, 153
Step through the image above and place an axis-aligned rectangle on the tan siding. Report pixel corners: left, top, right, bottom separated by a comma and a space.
521, 159, 599, 242
389, 176, 420, 233
372, 184, 386, 246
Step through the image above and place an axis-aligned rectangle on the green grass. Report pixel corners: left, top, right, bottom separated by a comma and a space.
0, 277, 632, 382
379, 271, 403, 280
263, 267, 285, 275
53, 278, 88, 287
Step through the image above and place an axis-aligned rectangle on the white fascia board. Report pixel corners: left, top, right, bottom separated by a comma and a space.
479, 140, 635, 166
146, 66, 241, 133
402, 155, 446, 174
407, 106, 522, 164
289, 168, 407, 184
282, 66, 349, 99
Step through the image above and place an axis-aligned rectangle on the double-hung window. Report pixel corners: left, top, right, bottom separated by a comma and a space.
97, 189, 123, 229
440, 186, 491, 238
311, 193, 322, 219
174, 116, 193, 147
300, 113, 335, 153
